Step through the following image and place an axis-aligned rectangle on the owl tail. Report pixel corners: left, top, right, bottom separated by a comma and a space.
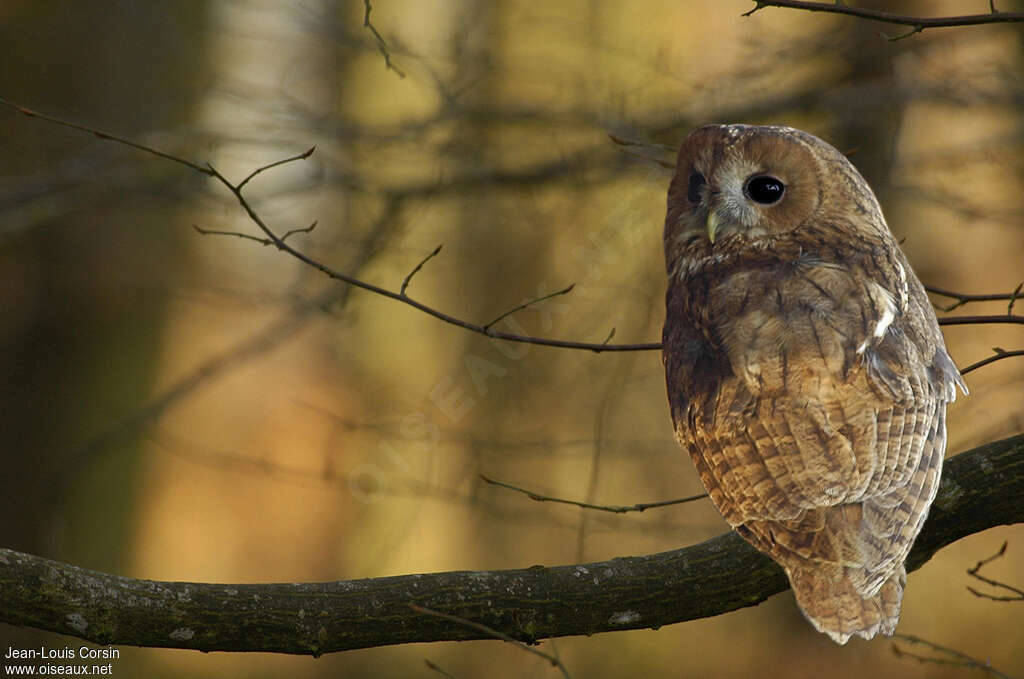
787, 564, 905, 645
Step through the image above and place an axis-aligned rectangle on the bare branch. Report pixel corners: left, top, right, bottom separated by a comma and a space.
237, 145, 316, 191
0, 96, 212, 176
607, 134, 676, 169
479, 473, 706, 513
424, 659, 461, 679
926, 283, 1024, 313
411, 605, 572, 679
960, 349, 1024, 376
966, 542, 1024, 602
4, 99, 1020, 358
938, 315, 1024, 327
282, 220, 318, 242
363, 0, 406, 78
743, 1, 1024, 41
0, 91, 631, 355
483, 284, 576, 332
1, 433, 1021, 654
192, 220, 317, 247
885, 26, 924, 42
892, 634, 1018, 679
201, 156, 659, 351
193, 224, 274, 246
607, 134, 676, 154
400, 244, 443, 296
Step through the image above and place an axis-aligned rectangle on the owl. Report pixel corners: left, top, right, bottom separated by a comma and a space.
662, 124, 967, 644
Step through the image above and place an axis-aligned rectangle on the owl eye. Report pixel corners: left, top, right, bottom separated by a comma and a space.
745, 175, 785, 205
687, 173, 706, 203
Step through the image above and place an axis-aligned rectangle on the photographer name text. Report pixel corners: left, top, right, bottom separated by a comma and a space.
4, 646, 119, 661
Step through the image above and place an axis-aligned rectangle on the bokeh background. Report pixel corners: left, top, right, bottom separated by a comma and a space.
1, 1, 1022, 677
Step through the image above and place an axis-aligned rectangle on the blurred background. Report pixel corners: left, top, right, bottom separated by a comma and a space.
1, 0, 1022, 677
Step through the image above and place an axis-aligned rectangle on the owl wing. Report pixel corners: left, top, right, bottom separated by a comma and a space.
665, 244, 964, 642
686, 249, 961, 520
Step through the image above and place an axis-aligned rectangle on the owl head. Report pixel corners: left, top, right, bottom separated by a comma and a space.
664, 124, 885, 271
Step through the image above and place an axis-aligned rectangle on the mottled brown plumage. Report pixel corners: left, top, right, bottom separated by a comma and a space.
662, 124, 966, 644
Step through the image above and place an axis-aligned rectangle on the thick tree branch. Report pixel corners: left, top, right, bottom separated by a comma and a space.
1, 433, 1021, 655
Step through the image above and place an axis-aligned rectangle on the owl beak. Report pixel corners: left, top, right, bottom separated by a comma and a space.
706, 210, 719, 244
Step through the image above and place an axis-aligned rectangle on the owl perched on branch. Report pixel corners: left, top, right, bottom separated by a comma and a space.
661, 124, 967, 644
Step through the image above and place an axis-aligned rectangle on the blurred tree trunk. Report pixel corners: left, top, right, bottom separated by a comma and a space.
823, 0, 928, 199
0, 0, 208, 572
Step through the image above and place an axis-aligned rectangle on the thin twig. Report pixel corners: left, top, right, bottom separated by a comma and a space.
0, 97, 212, 176
237, 146, 316, 191
959, 349, 1024, 376
926, 283, 1024, 312
607, 134, 676, 154
192, 220, 316, 247
401, 244, 443, 296
892, 634, 1017, 679
363, 0, 406, 78
282, 220, 318, 241
607, 134, 677, 169
743, 1, 1024, 41
615, 148, 676, 169
1009, 283, 1023, 315
966, 542, 1024, 602
885, 27, 923, 41
409, 605, 572, 679
193, 224, 274, 246
483, 284, 575, 332
424, 659, 461, 679
479, 474, 706, 513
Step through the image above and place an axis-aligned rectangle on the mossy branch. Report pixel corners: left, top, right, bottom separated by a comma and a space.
1, 434, 1021, 656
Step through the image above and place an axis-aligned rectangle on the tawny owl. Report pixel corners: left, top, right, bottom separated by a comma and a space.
662, 124, 967, 644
